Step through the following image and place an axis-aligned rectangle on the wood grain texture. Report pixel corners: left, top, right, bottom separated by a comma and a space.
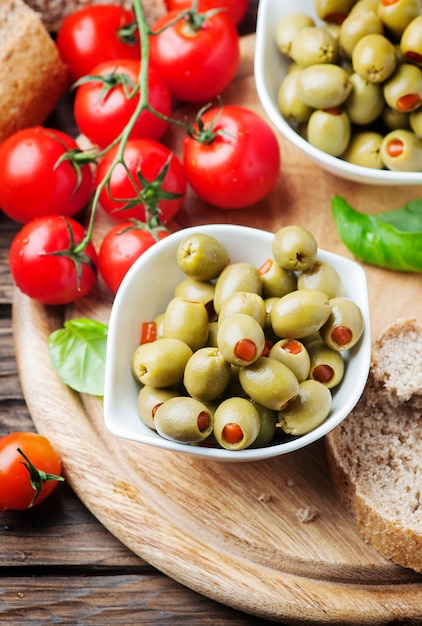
12, 34, 422, 624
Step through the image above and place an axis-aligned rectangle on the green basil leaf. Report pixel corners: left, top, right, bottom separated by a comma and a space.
332, 195, 422, 273
376, 198, 422, 233
48, 318, 108, 396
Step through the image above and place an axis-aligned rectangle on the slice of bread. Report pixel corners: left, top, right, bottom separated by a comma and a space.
326, 318, 422, 573
0, 0, 67, 143
26, 0, 167, 32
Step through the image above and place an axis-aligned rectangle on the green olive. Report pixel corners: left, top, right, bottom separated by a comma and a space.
206, 320, 219, 347
174, 277, 215, 308
377, 0, 421, 40
213, 397, 260, 450
275, 12, 315, 57
383, 63, 422, 113
270, 289, 331, 339
410, 108, 422, 136
183, 347, 231, 402
315, 0, 358, 23
251, 403, 278, 447
297, 260, 344, 299
352, 33, 397, 83
344, 72, 385, 125
163, 297, 209, 351
239, 356, 299, 411
269, 338, 311, 382
272, 225, 318, 271
277, 72, 314, 125
339, 10, 384, 58
153, 312, 165, 339
381, 128, 422, 171
213, 262, 262, 315
176, 233, 230, 281
307, 340, 345, 389
320, 296, 365, 351
131, 338, 193, 387
297, 63, 352, 108
259, 257, 297, 298
400, 15, 422, 66
382, 105, 411, 130
306, 108, 351, 156
218, 291, 267, 327
154, 396, 213, 443
343, 131, 384, 168
263, 297, 281, 332
290, 26, 339, 67
137, 385, 181, 430
217, 313, 265, 366
350, 0, 381, 16
277, 380, 332, 436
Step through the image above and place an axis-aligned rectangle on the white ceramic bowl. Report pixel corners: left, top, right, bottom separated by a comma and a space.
104, 224, 371, 462
254, 0, 422, 186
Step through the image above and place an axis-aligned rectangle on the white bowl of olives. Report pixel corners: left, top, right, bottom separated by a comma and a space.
254, 0, 422, 185
104, 224, 371, 461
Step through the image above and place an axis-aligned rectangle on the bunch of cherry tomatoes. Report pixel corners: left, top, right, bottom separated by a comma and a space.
0, 0, 281, 306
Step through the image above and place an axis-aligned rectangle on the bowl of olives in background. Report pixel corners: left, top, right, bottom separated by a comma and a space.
104, 224, 371, 461
254, 0, 422, 185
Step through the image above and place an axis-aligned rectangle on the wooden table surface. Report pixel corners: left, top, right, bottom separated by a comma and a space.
0, 4, 280, 625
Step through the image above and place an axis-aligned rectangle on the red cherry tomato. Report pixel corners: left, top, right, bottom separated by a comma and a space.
164, 0, 249, 26
0, 432, 63, 511
183, 105, 281, 208
96, 138, 186, 223
73, 59, 172, 148
0, 126, 93, 224
149, 10, 240, 102
56, 4, 140, 83
9, 215, 98, 305
99, 221, 169, 294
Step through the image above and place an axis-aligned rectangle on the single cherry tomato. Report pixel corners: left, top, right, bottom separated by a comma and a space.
0, 432, 64, 511
96, 138, 186, 223
149, 9, 240, 102
56, 4, 140, 83
164, 0, 249, 26
99, 220, 169, 294
9, 215, 98, 305
73, 59, 172, 148
183, 105, 281, 208
0, 127, 93, 224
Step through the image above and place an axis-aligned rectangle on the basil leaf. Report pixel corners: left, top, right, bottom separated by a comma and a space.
376, 198, 422, 233
332, 195, 422, 273
48, 318, 108, 396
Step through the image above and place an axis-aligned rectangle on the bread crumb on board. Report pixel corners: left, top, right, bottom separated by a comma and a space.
296, 506, 319, 523
0, 0, 67, 143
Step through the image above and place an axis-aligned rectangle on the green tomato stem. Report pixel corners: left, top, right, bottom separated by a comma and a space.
17, 447, 64, 508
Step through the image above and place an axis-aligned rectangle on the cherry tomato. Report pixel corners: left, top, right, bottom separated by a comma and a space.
164, 0, 249, 27
56, 4, 140, 83
9, 215, 98, 305
99, 221, 169, 294
96, 138, 186, 223
149, 10, 240, 102
0, 432, 63, 511
0, 127, 93, 224
73, 59, 172, 148
183, 105, 281, 208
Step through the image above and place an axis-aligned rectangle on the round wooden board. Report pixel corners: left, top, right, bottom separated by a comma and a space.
13, 35, 422, 624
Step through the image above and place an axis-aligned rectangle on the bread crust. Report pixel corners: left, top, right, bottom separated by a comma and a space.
326, 318, 422, 573
0, 0, 68, 142
26, 0, 166, 32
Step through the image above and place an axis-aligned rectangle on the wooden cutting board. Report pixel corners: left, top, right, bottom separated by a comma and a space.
13, 35, 422, 624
